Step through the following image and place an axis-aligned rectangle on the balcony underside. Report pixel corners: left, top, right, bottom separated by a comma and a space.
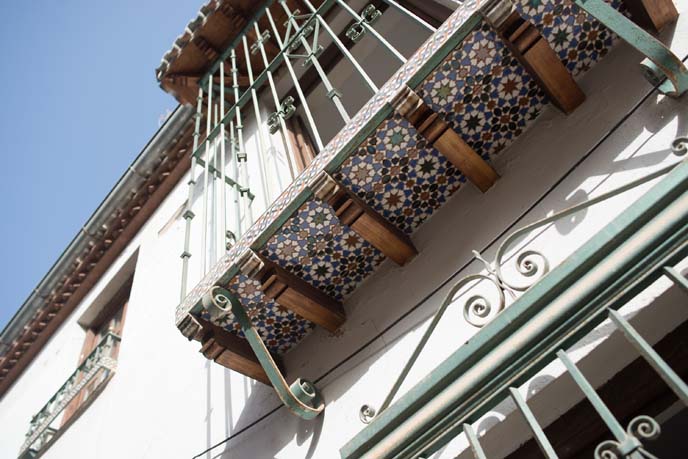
176, 0, 626, 358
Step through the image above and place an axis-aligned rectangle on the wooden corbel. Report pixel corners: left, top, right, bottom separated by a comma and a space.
178, 314, 271, 385
391, 86, 499, 193
625, 0, 678, 32
198, 317, 272, 385
238, 250, 345, 333
312, 173, 418, 266
483, 0, 585, 114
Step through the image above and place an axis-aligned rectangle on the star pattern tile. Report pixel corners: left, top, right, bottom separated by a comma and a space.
517, 0, 624, 76
262, 200, 386, 300
419, 21, 549, 158
334, 115, 465, 234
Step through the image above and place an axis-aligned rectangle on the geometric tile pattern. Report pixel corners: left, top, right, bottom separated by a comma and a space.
419, 21, 548, 158
517, 0, 624, 77
262, 201, 386, 301
335, 115, 465, 234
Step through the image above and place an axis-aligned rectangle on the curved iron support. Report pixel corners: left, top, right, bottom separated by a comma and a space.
573, 0, 688, 97
202, 286, 325, 420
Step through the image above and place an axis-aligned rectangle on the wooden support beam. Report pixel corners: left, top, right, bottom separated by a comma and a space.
312, 173, 418, 266
239, 251, 345, 333
484, 0, 585, 114
391, 86, 499, 193
625, 0, 679, 32
195, 317, 272, 385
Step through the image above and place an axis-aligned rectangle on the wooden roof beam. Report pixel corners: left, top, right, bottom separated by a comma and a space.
239, 251, 345, 333
193, 36, 221, 63
312, 173, 417, 266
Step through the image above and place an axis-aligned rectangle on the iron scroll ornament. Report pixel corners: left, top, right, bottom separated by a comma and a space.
360, 136, 688, 423
572, 0, 688, 97
202, 286, 325, 420
463, 136, 688, 327
594, 415, 661, 459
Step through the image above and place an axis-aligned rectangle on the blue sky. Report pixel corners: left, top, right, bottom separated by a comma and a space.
0, 1, 201, 330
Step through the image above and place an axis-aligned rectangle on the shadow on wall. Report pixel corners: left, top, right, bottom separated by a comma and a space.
540, 91, 685, 241
196, 367, 326, 459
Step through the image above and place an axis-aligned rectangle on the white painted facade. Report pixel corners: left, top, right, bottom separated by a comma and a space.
1, 2, 687, 459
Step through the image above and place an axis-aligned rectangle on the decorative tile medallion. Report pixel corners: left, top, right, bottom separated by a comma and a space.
261, 200, 386, 300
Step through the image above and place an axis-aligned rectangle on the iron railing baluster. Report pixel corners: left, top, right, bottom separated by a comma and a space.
302, 0, 379, 93
557, 350, 659, 459
608, 308, 688, 405
180, 87, 204, 300
662, 266, 688, 294
219, 61, 228, 251
230, 48, 254, 225
557, 350, 628, 440
381, 0, 436, 32
509, 388, 558, 459
253, 22, 297, 180
463, 423, 488, 459
279, 1, 351, 123
201, 74, 213, 273
242, 35, 272, 206
229, 120, 242, 238
265, 7, 325, 150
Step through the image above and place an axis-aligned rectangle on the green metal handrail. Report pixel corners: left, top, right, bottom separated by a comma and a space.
19, 332, 121, 458
342, 138, 688, 458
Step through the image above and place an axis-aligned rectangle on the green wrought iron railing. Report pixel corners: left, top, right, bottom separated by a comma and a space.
342, 136, 688, 459
18, 332, 120, 459
178, 0, 437, 302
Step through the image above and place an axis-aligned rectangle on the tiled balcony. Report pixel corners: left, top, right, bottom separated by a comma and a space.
165, 0, 686, 417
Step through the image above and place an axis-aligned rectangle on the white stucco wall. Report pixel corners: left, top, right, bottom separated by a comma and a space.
1, 3, 687, 459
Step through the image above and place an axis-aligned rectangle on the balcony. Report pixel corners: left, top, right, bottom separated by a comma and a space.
163, 0, 688, 417
18, 332, 120, 459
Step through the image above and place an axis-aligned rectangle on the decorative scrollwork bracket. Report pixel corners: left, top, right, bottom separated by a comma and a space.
358, 136, 688, 424
594, 415, 661, 459
202, 286, 325, 420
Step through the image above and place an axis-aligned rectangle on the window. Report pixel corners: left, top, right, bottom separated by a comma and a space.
60, 280, 129, 426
